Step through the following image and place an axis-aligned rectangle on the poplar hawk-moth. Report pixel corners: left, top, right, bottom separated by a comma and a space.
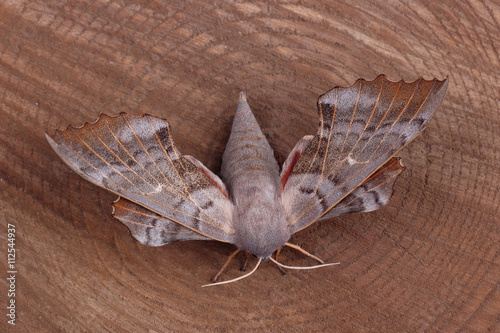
46, 75, 448, 285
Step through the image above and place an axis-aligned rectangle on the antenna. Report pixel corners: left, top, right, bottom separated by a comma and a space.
269, 257, 340, 270
202, 258, 262, 287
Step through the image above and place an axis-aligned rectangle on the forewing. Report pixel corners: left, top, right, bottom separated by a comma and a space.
318, 157, 404, 220
282, 75, 448, 233
113, 198, 210, 245
46, 113, 234, 242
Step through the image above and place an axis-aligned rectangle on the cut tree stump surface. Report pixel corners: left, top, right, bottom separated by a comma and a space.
1, 1, 499, 332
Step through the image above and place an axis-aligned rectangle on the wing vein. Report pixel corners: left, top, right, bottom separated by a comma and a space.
61, 131, 128, 190
71, 128, 143, 191
87, 126, 158, 193
120, 115, 178, 192
349, 80, 384, 156
353, 82, 402, 160
321, 89, 338, 175
364, 79, 422, 162
104, 120, 164, 190
340, 81, 362, 157
328, 80, 362, 173
145, 117, 222, 227
117, 116, 204, 205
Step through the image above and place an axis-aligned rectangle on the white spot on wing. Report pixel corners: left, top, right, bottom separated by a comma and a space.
151, 184, 163, 194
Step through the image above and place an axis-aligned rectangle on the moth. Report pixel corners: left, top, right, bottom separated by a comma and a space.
46, 75, 448, 286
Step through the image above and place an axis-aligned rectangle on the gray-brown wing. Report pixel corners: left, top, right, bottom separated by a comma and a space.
46, 113, 234, 242
318, 157, 404, 220
282, 75, 448, 233
113, 198, 210, 245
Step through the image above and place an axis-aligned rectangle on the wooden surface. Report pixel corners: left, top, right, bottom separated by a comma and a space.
1, 1, 499, 332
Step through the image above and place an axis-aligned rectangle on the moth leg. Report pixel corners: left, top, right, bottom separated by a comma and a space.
274, 248, 287, 275
240, 252, 250, 272
211, 249, 240, 283
284, 242, 325, 264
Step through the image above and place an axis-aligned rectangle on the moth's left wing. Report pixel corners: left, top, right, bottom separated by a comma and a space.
113, 198, 210, 246
282, 75, 448, 233
46, 113, 234, 243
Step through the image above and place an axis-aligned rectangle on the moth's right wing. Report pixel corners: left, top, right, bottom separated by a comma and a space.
281, 76, 448, 234
46, 113, 235, 243
318, 157, 404, 220
281, 139, 405, 221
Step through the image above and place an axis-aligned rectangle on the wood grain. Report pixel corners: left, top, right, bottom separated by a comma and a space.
1, 1, 499, 331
